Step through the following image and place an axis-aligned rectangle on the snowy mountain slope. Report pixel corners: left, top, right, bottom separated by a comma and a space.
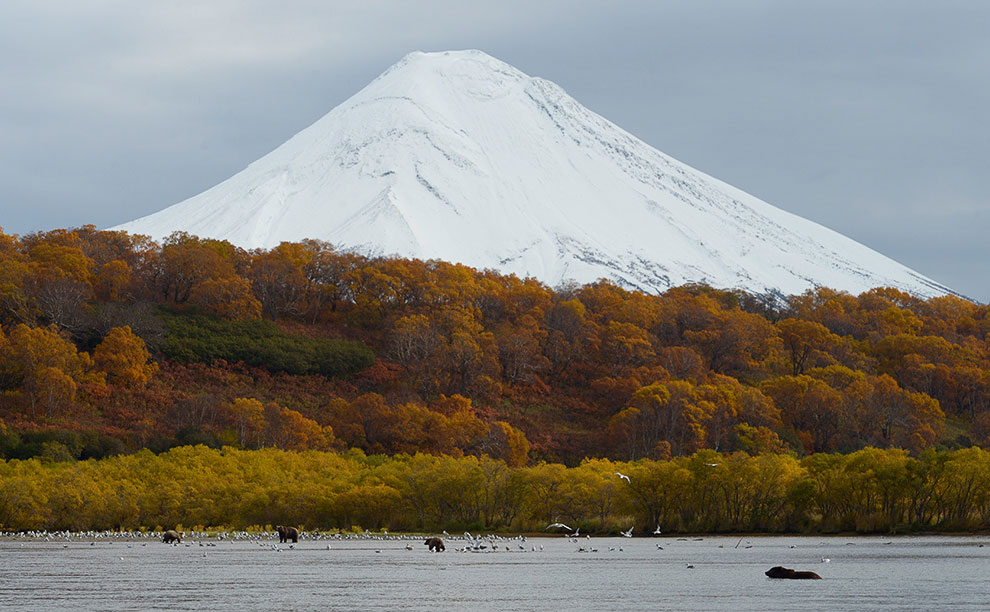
112, 50, 955, 298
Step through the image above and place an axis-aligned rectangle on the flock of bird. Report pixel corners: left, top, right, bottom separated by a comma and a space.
10, 528, 949, 571
0, 527, 678, 559
1, 527, 857, 574
0, 527, 674, 560
0, 520, 920, 569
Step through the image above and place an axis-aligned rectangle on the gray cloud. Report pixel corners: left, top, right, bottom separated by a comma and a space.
1, 1, 986, 300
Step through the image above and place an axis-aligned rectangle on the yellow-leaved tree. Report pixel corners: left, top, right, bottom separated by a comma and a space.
92, 326, 157, 388
0, 324, 103, 418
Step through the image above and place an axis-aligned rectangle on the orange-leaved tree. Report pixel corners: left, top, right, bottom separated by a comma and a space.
92, 326, 158, 388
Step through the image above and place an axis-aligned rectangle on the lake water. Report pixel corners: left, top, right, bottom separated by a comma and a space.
1, 534, 988, 611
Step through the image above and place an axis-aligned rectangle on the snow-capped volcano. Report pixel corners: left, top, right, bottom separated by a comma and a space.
113, 50, 954, 298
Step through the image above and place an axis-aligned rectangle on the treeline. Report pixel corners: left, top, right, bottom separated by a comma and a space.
1, 225, 989, 463
2, 445, 990, 534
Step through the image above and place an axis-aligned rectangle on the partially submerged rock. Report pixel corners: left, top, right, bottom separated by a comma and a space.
765, 566, 822, 580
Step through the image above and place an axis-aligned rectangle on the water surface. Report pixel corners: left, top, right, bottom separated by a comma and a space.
2, 535, 987, 611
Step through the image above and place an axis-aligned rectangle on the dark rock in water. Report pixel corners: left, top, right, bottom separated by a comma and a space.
765, 566, 822, 580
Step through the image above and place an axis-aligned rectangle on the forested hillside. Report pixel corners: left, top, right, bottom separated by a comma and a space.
1, 226, 989, 466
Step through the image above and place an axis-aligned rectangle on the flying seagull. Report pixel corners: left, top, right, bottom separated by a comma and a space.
653, 525, 662, 535
614, 472, 631, 483
621, 527, 634, 538
545, 523, 572, 531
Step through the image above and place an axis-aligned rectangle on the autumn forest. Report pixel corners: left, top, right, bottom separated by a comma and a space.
2, 225, 990, 533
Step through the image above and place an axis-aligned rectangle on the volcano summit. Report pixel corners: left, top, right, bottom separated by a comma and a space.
113, 50, 953, 298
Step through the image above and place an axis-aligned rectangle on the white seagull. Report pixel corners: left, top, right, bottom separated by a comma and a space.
614, 472, 631, 483
545, 523, 572, 531
621, 527, 634, 538
653, 525, 662, 535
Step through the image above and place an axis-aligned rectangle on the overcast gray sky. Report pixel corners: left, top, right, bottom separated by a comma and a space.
2, 1, 987, 301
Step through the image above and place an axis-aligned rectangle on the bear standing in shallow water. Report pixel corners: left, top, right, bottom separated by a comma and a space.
765, 566, 822, 579
162, 530, 183, 544
424, 537, 445, 552
276, 526, 299, 543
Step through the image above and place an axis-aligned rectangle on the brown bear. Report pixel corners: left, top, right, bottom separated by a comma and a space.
424, 537, 445, 552
162, 530, 183, 544
765, 566, 822, 580
276, 526, 299, 543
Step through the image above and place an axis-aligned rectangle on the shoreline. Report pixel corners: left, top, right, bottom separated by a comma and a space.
3, 529, 990, 542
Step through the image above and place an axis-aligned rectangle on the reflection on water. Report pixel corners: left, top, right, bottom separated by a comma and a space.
1, 535, 988, 611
